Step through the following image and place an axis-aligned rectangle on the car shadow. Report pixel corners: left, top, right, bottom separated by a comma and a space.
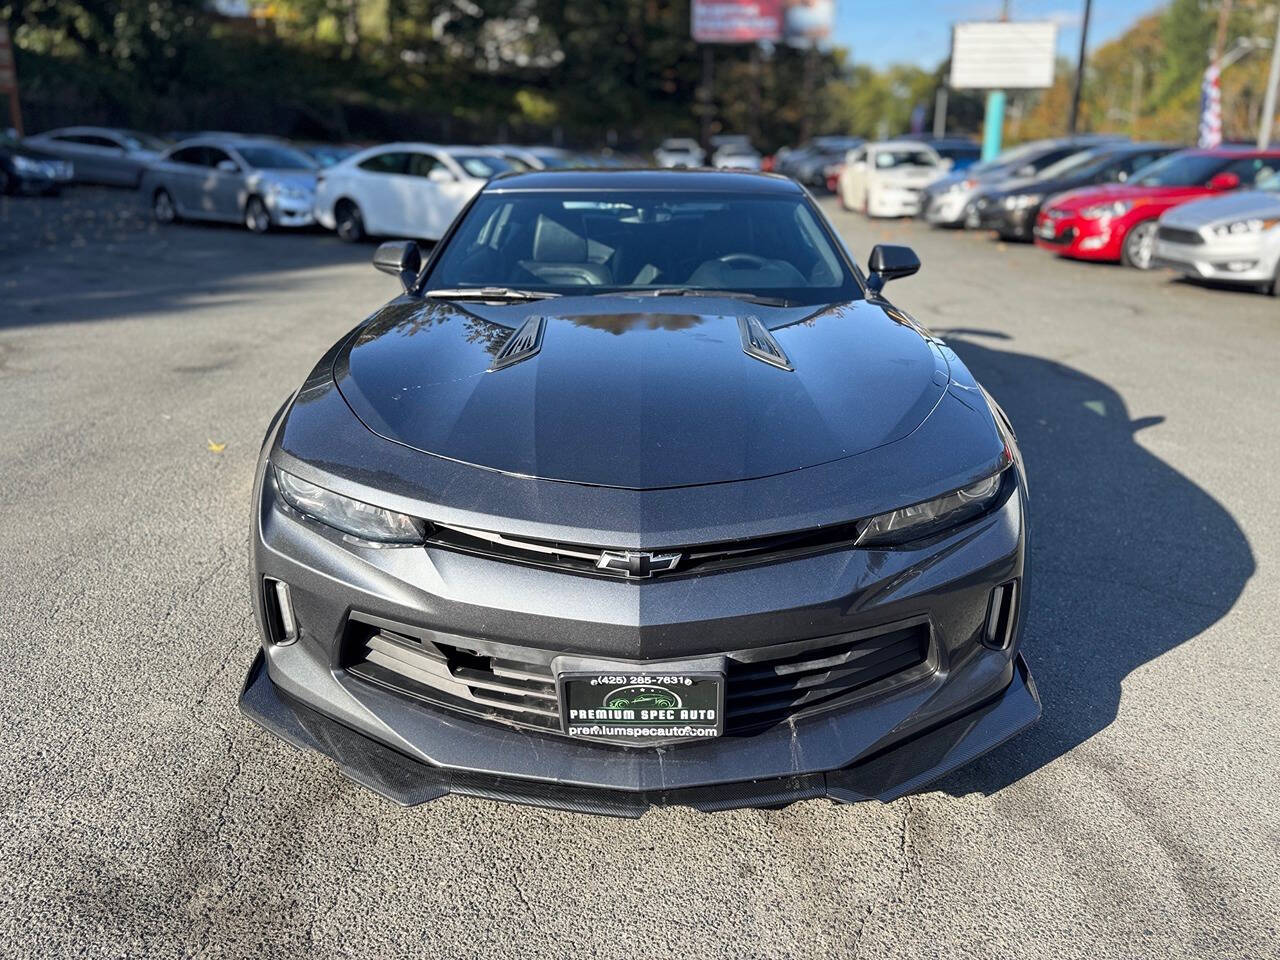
929, 332, 1255, 796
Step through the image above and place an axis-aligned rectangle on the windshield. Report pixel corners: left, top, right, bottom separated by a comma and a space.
452, 154, 515, 178
425, 191, 861, 306
235, 145, 317, 170
874, 149, 937, 169
1257, 171, 1280, 192
1132, 153, 1225, 186
1035, 149, 1104, 180
122, 130, 167, 151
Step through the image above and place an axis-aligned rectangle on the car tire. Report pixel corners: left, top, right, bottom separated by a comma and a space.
0, 169, 11, 195
152, 188, 178, 225
335, 200, 365, 243
244, 196, 271, 234
1266, 264, 1280, 297
1121, 220, 1157, 269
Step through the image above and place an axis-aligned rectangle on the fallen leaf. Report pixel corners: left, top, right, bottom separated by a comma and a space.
206, 439, 226, 453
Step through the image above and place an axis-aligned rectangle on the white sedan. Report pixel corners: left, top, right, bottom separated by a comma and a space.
313, 144, 516, 242
838, 140, 949, 218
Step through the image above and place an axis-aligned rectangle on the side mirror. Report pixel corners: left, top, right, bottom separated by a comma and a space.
1017, 164, 1036, 177
1207, 171, 1240, 191
216, 159, 239, 173
428, 167, 456, 184
373, 240, 422, 293
941, 157, 955, 171
866, 244, 921, 295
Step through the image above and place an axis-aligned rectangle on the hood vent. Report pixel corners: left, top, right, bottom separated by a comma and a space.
738, 316, 793, 371
490, 315, 546, 371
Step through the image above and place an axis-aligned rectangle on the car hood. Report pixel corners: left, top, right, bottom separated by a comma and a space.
333, 296, 951, 490
1160, 189, 1280, 228
1047, 183, 1211, 210
251, 170, 318, 190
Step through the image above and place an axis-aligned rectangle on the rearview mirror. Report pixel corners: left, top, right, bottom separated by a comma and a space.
866, 244, 921, 295
1207, 171, 1240, 191
373, 240, 422, 293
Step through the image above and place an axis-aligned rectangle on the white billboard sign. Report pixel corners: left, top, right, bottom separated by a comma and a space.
950, 21, 1058, 90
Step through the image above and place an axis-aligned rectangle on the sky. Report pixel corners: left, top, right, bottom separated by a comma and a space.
833, 0, 1165, 70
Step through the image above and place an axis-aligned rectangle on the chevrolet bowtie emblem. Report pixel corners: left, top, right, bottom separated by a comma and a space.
595, 550, 683, 578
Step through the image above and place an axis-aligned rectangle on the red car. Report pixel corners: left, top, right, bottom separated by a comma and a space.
1033, 148, 1280, 268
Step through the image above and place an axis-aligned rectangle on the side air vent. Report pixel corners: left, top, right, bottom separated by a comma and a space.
738, 316, 792, 371
490, 315, 546, 371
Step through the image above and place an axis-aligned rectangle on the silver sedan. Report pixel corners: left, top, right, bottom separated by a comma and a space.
141, 138, 319, 233
22, 126, 166, 187
1154, 177, 1280, 295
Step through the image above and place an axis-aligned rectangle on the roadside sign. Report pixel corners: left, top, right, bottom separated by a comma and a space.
691, 0, 782, 43
950, 21, 1058, 90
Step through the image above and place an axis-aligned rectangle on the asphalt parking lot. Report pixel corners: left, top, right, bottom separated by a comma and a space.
2, 186, 1277, 959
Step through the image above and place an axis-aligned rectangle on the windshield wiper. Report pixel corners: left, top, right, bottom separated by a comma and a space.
424, 287, 562, 301
638, 288, 795, 307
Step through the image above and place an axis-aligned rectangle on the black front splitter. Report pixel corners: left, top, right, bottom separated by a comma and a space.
239, 650, 1040, 818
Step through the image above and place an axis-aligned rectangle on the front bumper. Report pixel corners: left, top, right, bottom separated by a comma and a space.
241, 649, 1040, 816
868, 187, 924, 218
1154, 235, 1280, 285
243, 432, 1037, 812
978, 203, 1038, 240
1033, 212, 1122, 260
923, 190, 971, 225
267, 194, 316, 228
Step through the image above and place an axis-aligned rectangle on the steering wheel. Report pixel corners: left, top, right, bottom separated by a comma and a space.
716, 253, 771, 269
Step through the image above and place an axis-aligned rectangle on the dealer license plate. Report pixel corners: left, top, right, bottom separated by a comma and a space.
559, 670, 724, 744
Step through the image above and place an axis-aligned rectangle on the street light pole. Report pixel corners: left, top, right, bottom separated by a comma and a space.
1068, 0, 1094, 133
1260, 7, 1280, 147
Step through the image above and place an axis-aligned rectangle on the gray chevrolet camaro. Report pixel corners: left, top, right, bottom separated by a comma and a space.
240, 169, 1040, 817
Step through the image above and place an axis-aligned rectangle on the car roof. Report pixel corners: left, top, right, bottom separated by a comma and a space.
171, 136, 289, 149
871, 140, 935, 150
483, 168, 802, 193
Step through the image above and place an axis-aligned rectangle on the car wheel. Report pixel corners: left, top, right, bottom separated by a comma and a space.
1267, 263, 1280, 297
152, 188, 178, 225
1122, 220, 1157, 269
244, 196, 271, 234
335, 200, 365, 243
0, 169, 11, 195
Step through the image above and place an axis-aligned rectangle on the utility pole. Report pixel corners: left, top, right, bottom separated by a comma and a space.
1260, 5, 1280, 147
799, 41, 817, 143
749, 43, 762, 145
1068, 0, 1094, 133
933, 86, 949, 137
1214, 0, 1234, 62
699, 46, 715, 151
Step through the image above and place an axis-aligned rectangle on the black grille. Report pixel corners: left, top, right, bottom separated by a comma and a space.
343, 615, 933, 741
1156, 225, 1204, 246
1038, 226, 1076, 246
425, 518, 868, 580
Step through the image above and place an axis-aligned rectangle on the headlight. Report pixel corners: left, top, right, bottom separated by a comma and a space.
1209, 217, 1280, 237
12, 155, 42, 174
1079, 200, 1132, 220
856, 469, 1008, 547
1003, 193, 1042, 210
274, 467, 425, 544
